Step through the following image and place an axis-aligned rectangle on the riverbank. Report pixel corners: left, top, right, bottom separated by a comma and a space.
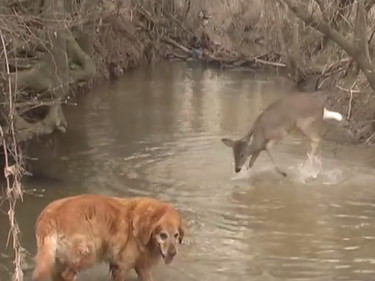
1, 0, 372, 146
81, 1, 373, 145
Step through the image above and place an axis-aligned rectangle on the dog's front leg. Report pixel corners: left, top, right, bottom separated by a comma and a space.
134, 262, 153, 281
109, 262, 132, 281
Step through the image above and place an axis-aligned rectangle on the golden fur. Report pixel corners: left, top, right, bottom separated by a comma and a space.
31, 194, 185, 281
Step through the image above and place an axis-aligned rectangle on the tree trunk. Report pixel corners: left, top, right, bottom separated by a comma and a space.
281, 0, 375, 91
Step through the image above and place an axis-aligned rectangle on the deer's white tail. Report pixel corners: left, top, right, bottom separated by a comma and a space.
323, 108, 343, 121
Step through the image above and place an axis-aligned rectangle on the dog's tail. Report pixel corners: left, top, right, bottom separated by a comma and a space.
31, 235, 57, 281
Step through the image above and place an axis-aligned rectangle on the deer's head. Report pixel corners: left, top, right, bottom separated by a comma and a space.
221, 135, 252, 173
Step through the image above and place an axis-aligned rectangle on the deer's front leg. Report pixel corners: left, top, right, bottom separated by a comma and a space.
247, 151, 261, 170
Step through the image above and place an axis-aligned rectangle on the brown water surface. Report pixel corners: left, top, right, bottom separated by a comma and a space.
1, 62, 375, 281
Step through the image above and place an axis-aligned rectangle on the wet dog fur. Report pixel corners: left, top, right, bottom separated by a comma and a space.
31, 194, 185, 281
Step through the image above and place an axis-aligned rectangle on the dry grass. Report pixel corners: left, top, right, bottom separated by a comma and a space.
0, 28, 26, 281
191, 0, 374, 76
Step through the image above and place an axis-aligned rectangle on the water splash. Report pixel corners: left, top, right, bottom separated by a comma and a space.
296, 154, 323, 183
231, 166, 253, 180
294, 153, 348, 186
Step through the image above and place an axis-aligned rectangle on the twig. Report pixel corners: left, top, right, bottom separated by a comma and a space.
336, 84, 361, 93
163, 11, 194, 37
347, 80, 358, 120
253, 58, 286, 68
365, 131, 375, 145
0, 27, 24, 281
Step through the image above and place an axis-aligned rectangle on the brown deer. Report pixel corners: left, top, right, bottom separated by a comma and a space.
221, 92, 344, 177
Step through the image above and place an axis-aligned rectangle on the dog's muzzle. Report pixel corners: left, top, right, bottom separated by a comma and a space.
160, 246, 177, 265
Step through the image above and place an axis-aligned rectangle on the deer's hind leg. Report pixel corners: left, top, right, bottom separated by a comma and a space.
297, 119, 323, 167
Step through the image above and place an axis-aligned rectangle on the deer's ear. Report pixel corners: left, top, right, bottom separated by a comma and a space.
221, 138, 235, 148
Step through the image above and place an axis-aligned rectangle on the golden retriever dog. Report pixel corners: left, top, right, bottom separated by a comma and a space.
31, 194, 185, 281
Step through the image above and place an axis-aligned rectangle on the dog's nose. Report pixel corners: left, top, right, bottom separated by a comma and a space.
235, 167, 242, 173
168, 247, 177, 257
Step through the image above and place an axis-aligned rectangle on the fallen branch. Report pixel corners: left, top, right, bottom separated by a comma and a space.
163, 37, 286, 69
336, 84, 361, 93
251, 58, 286, 68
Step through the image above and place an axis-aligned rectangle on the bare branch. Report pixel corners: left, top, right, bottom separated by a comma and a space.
365, 0, 375, 12
282, 0, 375, 91
314, 0, 328, 22
354, 0, 370, 59
281, 0, 356, 57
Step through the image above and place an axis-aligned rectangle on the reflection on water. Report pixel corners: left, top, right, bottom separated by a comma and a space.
1, 62, 375, 281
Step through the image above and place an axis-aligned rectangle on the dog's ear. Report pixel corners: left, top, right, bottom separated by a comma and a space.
132, 203, 165, 245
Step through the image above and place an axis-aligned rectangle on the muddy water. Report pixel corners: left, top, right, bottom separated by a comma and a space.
2, 62, 375, 281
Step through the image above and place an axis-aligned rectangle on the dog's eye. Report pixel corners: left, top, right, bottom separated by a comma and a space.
159, 232, 168, 240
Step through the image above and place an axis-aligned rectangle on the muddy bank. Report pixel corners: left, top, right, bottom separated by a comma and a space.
321, 89, 375, 144
93, 1, 375, 145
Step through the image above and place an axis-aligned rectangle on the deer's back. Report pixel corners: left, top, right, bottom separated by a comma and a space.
253, 92, 324, 137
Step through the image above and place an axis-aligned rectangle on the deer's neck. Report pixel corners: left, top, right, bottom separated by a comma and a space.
243, 129, 254, 142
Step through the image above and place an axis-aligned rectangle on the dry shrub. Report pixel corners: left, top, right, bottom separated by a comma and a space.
191, 0, 374, 81
0, 28, 27, 281
87, 0, 196, 83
